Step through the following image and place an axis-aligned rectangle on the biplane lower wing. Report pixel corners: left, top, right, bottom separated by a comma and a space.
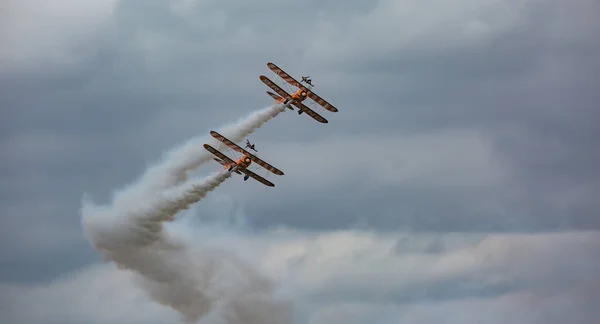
306, 92, 338, 113
260, 76, 328, 124
267, 62, 339, 113
240, 168, 275, 187
204, 144, 234, 164
209, 131, 284, 176
213, 157, 242, 174
260, 75, 290, 100
204, 144, 243, 173
291, 102, 328, 124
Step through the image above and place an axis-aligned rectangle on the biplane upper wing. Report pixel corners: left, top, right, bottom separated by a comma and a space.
260, 76, 328, 124
267, 62, 305, 91
267, 62, 339, 113
209, 131, 284, 176
240, 168, 275, 187
291, 102, 329, 124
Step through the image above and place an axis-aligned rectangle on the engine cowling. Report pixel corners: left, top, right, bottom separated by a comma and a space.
239, 156, 251, 167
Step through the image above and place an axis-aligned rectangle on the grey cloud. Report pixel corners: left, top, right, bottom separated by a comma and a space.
3, 0, 599, 279
277, 231, 600, 313
0, 0, 598, 322
3, 230, 597, 324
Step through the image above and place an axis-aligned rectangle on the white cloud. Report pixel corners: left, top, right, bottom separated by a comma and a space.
3, 228, 597, 324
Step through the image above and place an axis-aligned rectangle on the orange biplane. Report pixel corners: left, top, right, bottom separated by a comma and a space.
203, 130, 283, 187
260, 62, 339, 124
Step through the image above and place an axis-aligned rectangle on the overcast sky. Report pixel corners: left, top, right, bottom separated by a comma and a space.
1, 0, 599, 323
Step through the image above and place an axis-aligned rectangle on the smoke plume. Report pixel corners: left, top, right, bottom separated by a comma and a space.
128, 103, 288, 198
80, 104, 292, 324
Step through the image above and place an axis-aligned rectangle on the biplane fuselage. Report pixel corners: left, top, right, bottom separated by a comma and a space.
225, 156, 252, 171
274, 89, 308, 104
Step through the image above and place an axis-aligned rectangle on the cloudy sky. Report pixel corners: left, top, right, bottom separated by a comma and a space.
1, 0, 599, 323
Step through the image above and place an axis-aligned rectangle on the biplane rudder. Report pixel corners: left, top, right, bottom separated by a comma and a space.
266, 91, 291, 107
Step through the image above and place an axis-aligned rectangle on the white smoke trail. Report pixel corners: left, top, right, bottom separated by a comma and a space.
121, 103, 287, 201
81, 104, 293, 324
82, 170, 232, 259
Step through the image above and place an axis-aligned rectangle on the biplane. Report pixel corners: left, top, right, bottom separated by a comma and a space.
260, 62, 339, 124
203, 131, 283, 187
245, 139, 257, 152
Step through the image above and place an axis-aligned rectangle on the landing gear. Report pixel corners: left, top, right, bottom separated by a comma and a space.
298, 109, 303, 115
228, 165, 234, 171
244, 174, 250, 181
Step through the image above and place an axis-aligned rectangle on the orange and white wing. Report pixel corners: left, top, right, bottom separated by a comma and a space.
203, 144, 234, 164
266, 91, 293, 110
266, 91, 282, 100
204, 144, 244, 173
267, 62, 305, 90
292, 102, 328, 124
305, 91, 338, 113
267, 62, 339, 113
240, 168, 275, 187
260, 75, 291, 100
210, 131, 284, 176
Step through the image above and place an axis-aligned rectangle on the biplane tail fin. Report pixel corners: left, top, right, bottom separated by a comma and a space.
266, 91, 293, 110
213, 158, 242, 174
